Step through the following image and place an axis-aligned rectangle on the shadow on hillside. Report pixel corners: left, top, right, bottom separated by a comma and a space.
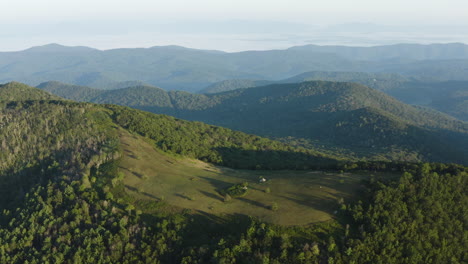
197, 176, 232, 193
0, 151, 88, 209
0, 166, 44, 209
132, 104, 468, 165
134, 106, 178, 117
141, 191, 159, 200
278, 192, 338, 215
118, 165, 147, 179
181, 210, 252, 247
237, 197, 268, 209
198, 190, 223, 202
175, 193, 194, 201
125, 151, 140, 160
213, 147, 338, 170
124, 184, 159, 200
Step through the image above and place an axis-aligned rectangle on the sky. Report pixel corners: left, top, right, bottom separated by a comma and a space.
1, 0, 467, 51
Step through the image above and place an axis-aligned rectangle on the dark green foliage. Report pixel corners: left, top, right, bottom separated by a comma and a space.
107, 104, 338, 169
0, 99, 118, 208
36, 81, 104, 101
430, 87, 468, 121
343, 164, 468, 263
6, 82, 339, 171
0, 83, 466, 263
200, 72, 468, 121
0, 179, 186, 264
0, 96, 182, 263
94, 86, 173, 108
41, 80, 468, 164
219, 183, 249, 198
38, 81, 216, 112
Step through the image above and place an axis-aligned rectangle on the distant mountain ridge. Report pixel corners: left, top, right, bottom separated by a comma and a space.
288, 43, 468, 61
23, 43, 99, 53
200, 71, 411, 94
38, 80, 468, 164
3, 43, 468, 92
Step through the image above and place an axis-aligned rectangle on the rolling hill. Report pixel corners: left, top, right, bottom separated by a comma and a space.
3, 43, 468, 92
199, 71, 468, 121
38, 80, 468, 164
1, 82, 466, 263
0, 81, 60, 101
0, 82, 352, 260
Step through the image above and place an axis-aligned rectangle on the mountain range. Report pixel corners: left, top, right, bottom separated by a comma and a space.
3, 43, 468, 92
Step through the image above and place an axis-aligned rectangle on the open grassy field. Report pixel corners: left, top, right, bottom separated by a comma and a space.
118, 130, 389, 226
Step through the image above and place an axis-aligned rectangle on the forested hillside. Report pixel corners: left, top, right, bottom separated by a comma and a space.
108, 104, 338, 169
192, 82, 468, 163
430, 88, 468, 121
0, 82, 467, 263
200, 71, 468, 121
0, 82, 60, 101
39, 81, 468, 164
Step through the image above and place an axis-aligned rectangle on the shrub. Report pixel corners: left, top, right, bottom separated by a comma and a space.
220, 183, 248, 198
271, 202, 279, 211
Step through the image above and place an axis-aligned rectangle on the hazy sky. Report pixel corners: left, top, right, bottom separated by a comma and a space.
1, 0, 467, 51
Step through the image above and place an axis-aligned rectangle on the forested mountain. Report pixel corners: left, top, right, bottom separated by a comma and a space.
1, 82, 467, 263
39, 80, 468, 164
3, 43, 468, 92
182, 82, 468, 164
199, 71, 468, 120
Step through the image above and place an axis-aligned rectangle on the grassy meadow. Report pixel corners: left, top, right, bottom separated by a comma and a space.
118, 130, 387, 226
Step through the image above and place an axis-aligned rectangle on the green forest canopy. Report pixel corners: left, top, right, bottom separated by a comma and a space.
0, 82, 466, 263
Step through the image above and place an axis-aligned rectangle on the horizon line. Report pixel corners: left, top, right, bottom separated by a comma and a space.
3, 41, 468, 53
